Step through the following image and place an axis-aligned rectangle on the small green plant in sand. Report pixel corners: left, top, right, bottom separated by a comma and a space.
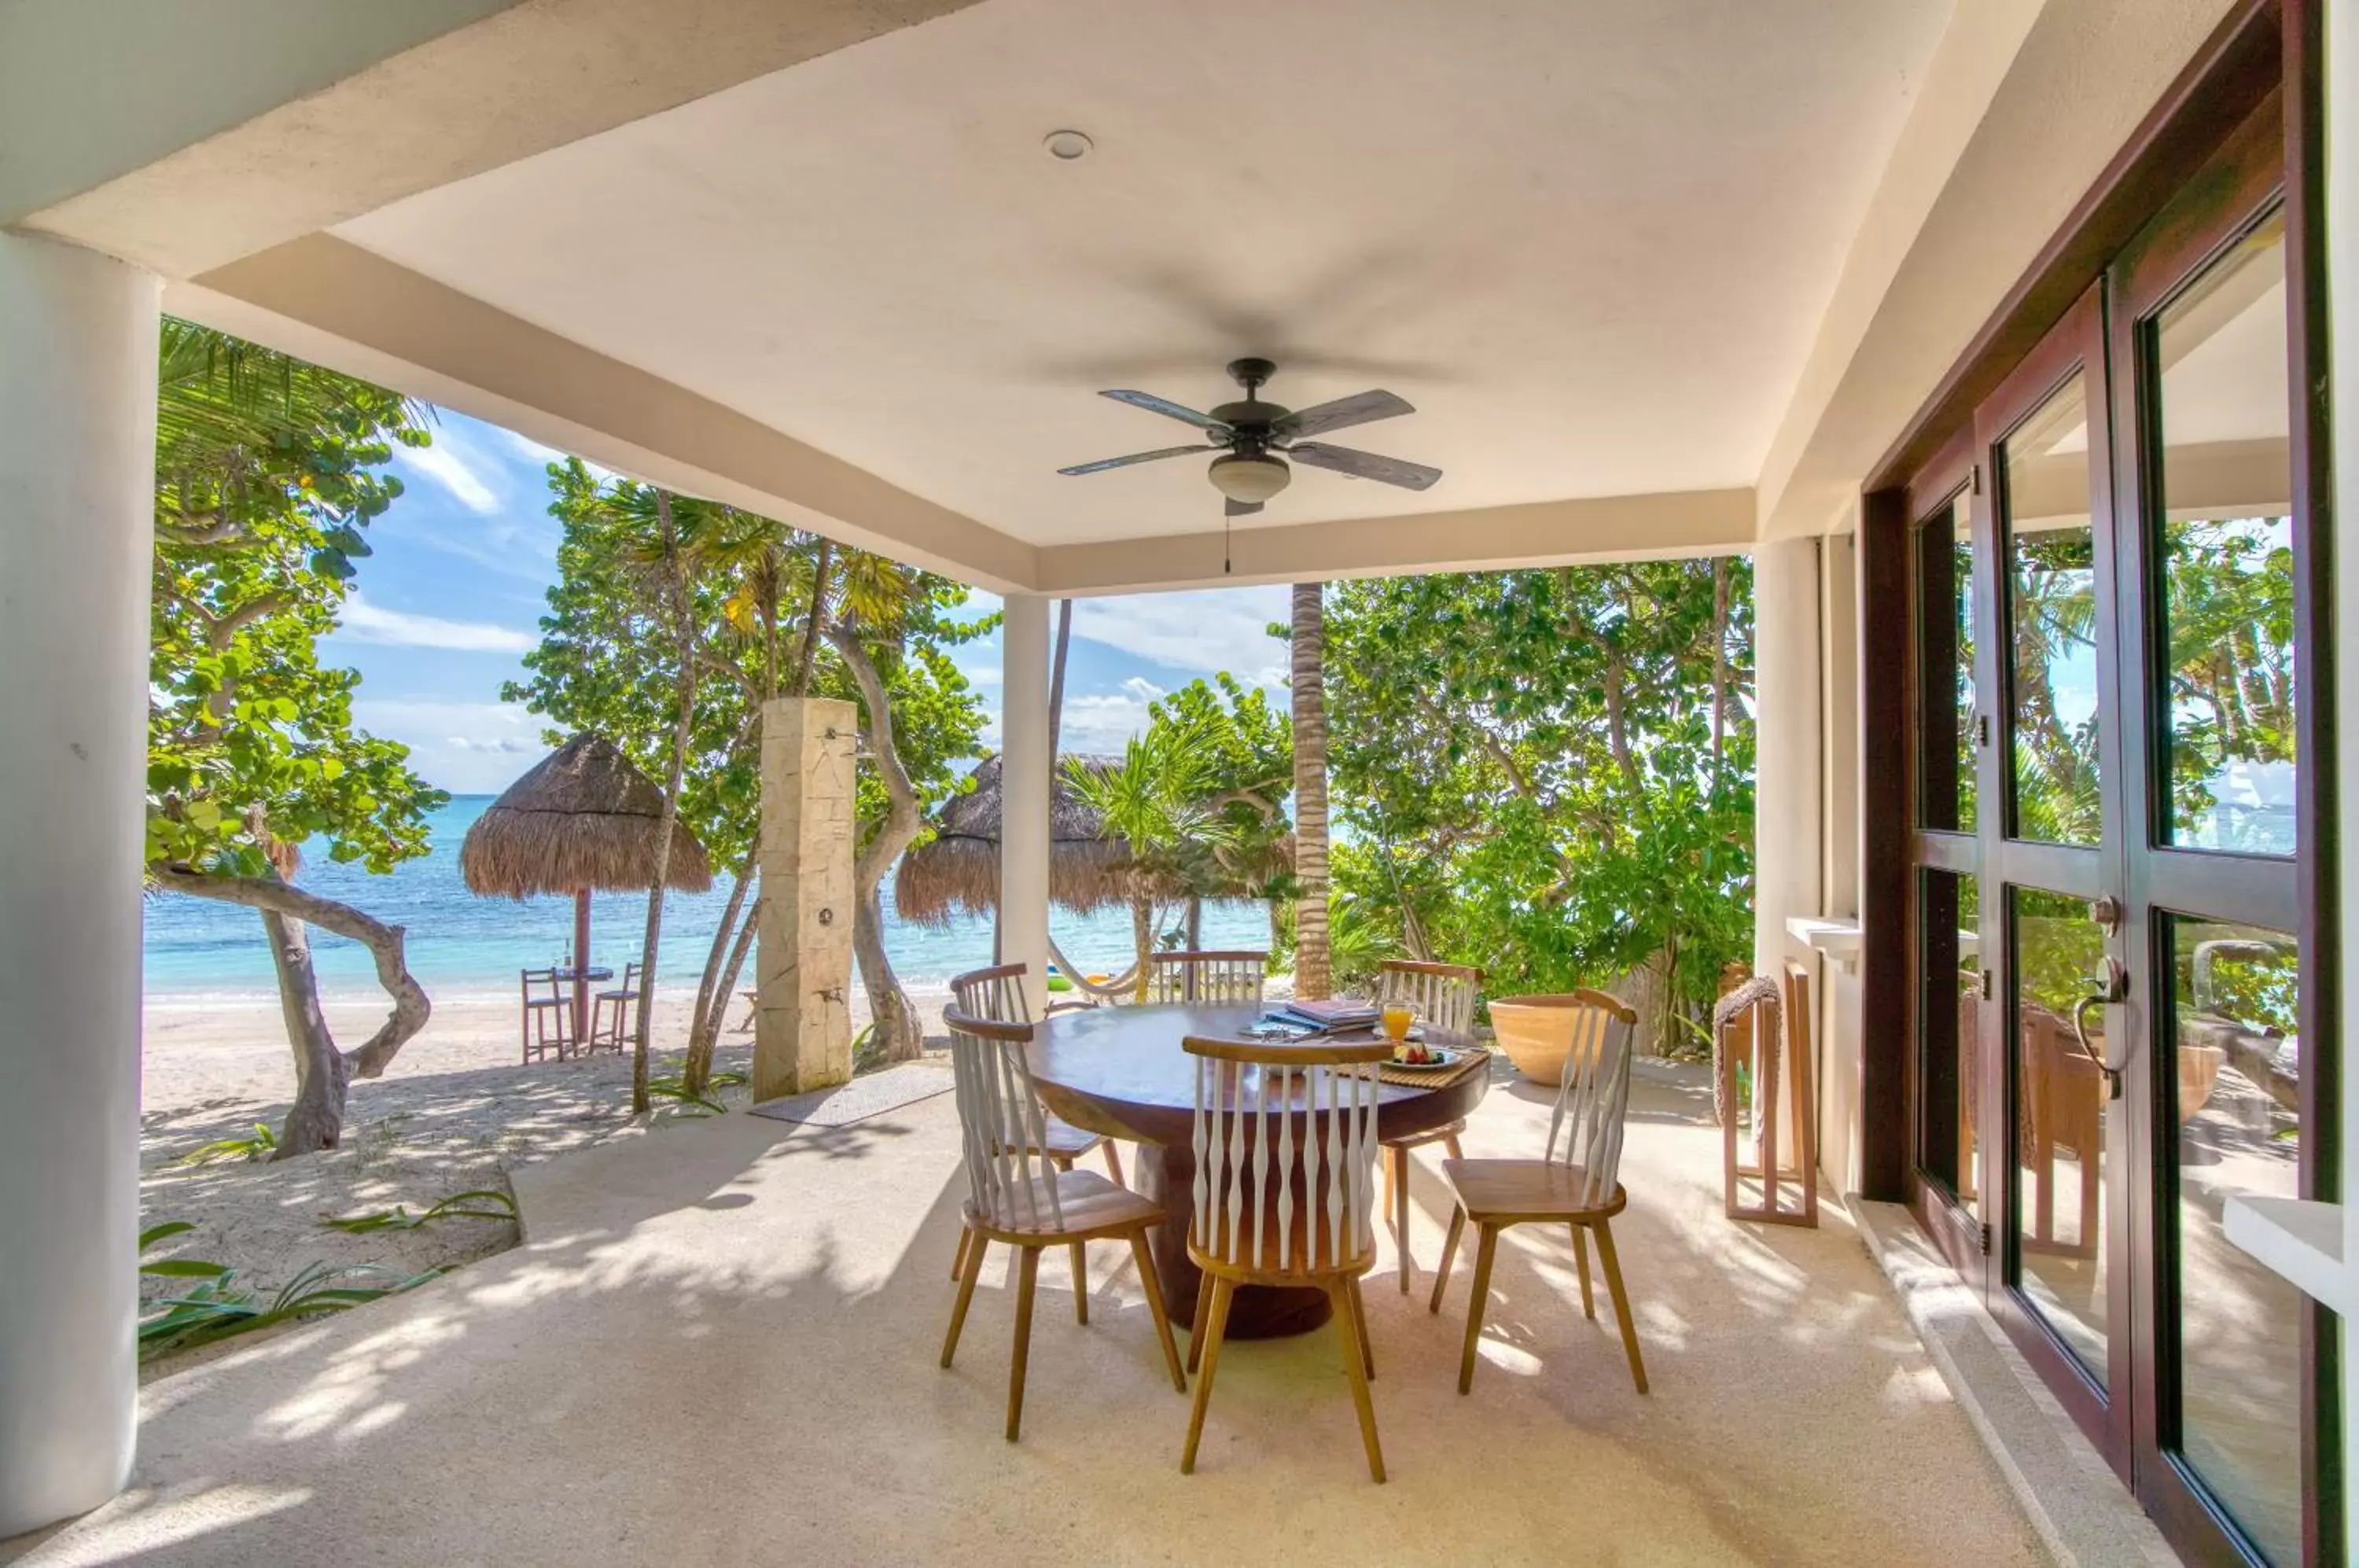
175, 1123, 279, 1166
646, 1067, 749, 1117
320, 1187, 519, 1234
138, 1222, 440, 1360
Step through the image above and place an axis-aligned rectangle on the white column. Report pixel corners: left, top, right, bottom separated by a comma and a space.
1751, 538, 1824, 979
999, 594, 1051, 1017
0, 234, 158, 1535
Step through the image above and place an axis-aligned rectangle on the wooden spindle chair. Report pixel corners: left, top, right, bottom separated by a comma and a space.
1143, 950, 1268, 1006
1371, 959, 1482, 1291
1429, 989, 1647, 1397
587, 959, 642, 1053
519, 966, 572, 1064
1180, 1032, 1389, 1482
939, 1007, 1185, 1441
947, 963, 1125, 1286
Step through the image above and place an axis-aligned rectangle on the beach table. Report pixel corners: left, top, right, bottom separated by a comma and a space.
552, 965, 613, 1045
1025, 1001, 1489, 1338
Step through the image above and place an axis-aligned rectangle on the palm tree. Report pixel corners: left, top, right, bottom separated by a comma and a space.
1290, 582, 1331, 999
1065, 721, 1237, 1000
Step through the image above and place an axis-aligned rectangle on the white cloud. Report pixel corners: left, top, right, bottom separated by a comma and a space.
352, 698, 548, 793
395, 440, 501, 514
1055, 685, 1163, 754
1068, 587, 1288, 673
338, 594, 536, 653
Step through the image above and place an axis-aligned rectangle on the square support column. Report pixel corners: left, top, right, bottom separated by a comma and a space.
0, 233, 158, 1536
1752, 537, 1825, 979
753, 696, 859, 1102
999, 594, 1051, 1017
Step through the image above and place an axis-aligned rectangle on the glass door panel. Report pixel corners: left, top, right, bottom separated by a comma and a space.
2008, 886, 2110, 1374
1918, 868, 1980, 1213
2001, 374, 2104, 847
2151, 213, 2296, 856
1916, 494, 1978, 832
2165, 916, 2303, 1566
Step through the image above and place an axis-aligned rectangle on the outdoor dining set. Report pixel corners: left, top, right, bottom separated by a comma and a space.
936, 951, 1649, 1483
517, 959, 642, 1063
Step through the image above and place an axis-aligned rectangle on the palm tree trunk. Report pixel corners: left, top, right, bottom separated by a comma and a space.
1047, 597, 1073, 760
682, 857, 754, 1095
1290, 582, 1331, 1000
828, 624, 929, 1061
1132, 891, 1155, 1003
632, 491, 697, 1115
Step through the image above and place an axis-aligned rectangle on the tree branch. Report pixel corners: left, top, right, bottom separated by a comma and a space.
153, 865, 431, 1076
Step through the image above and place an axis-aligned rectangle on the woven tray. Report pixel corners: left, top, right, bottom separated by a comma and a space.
1376, 1045, 1491, 1089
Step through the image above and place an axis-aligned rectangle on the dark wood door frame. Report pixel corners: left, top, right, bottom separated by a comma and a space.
1858, 1, 2335, 1561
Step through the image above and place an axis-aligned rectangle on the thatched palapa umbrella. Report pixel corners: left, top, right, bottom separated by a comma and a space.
896, 754, 1293, 985
462, 733, 713, 1037
894, 753, 1131, 927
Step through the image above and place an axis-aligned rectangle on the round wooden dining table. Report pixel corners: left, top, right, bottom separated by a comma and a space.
1025, 1001, 1489, 1338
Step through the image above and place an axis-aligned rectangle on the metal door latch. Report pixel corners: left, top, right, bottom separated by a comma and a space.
2072, 955, 2130, 1099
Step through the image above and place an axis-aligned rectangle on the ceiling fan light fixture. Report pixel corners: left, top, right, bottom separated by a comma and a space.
1209, 452, 1291, 504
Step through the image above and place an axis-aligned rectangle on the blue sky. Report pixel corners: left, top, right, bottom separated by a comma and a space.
326, 409, 1292, 793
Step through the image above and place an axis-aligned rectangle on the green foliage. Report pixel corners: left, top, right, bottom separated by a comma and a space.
1065, 710, 1246, 896
320, 1188, 519, 1234
1140, 673, 1294, 901
1316, 561, 1755, 1030
175, 1122, 279, 1166
146, 321, 446, 878
137, 1222, 440, 1360
502, 462, 991, 873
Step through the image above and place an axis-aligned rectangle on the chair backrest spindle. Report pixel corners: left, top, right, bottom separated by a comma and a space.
1146, 951, 1269, 1005
1376, 959, 1481, 1037
944, 1004, 1064, 1232
1184, 1035, 1386, 1275
1541, 989, 1640, 1209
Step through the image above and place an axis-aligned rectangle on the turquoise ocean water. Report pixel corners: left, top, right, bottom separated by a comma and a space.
143, 796, 1276, 1000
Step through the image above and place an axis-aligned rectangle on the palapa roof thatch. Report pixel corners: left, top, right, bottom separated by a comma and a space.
893, 753, 1292, 926
462, 733, 714, 900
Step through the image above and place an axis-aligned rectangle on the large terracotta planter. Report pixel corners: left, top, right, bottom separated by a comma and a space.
1489, 994, 1594, 1084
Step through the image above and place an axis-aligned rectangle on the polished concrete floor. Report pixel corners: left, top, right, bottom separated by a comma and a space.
5, 1060, 2045, 1566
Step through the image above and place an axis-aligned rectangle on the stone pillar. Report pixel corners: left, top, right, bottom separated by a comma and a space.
0, 233, 158, 1536
1751, 537, 1825, 979
753, 696, 859, 1102
999, 594, 1051, 1017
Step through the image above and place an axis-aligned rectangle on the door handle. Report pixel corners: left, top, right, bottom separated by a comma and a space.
2071, 955, 2129, 1099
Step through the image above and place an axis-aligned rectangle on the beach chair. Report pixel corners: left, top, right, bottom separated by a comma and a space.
588, 960, 642, 1052
521, 967, 573, 1063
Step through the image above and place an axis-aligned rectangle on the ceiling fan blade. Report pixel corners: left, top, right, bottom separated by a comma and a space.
1058, 445, 1212, 477
1289, 442, 1442, 491
1275, 389, 1415, 440
1100, 388, 1234, 435
1226, 499, 1263, 518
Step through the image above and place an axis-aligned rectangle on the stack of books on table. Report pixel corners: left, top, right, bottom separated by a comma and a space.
1269, 999, 1383, 1035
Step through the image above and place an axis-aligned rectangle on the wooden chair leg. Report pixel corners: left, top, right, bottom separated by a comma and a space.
1381, 1147, 1398, 1230
1443, 1132, 1464, 1161
1592, 1219, 1648, 1395
1457, 1223, 1499, 1395
1570, 1224, 1595, 1318
1429, 1205, 1467, 1315
941, 1231, 987, 1368
1345, 1275, 1375, 1381
1330, 1283, 1386, 1484
1393, 1148, 1414, 1294
1006, 1246, 1040, 1441
1071, 1240, 1089, 1326
1180, 1277, 1235, 1474
1051, 1154, 1074, 1174
950, 1226, 970, 1283
1187, 1275, 1212, 1375
1130, 1231, 1186, 1393
1103, 1141, 1125, 1187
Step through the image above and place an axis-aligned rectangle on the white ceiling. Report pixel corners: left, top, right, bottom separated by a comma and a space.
337, 0, 1952, 547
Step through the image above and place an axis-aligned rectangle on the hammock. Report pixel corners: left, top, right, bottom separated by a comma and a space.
1043, 900, 1181, 1004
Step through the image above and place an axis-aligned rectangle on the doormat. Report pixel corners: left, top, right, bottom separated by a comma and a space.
749, 1062, 955, 1128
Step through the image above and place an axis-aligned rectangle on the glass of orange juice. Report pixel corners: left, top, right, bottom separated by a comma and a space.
1380, 1003, 1415, 1043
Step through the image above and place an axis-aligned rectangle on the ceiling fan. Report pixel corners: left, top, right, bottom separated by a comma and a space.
1058, 357, 1440, 517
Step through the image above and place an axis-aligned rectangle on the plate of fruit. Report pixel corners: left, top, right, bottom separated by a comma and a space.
1389, 1040, 1459, 1070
